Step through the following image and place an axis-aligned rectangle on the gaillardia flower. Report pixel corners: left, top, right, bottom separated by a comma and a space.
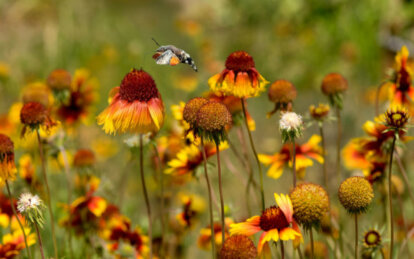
183, 97, 209, 128
0, 134, 17, 183
361, 226, 384, 257
382, 106, 410, 130
290, 183, 330, 229
309, 103, 330, 121
338, 176, 373, 214
230, 194, 301, 254
208, 51, 269, 98
267, 80, 297, 116
321, 73, 348, 109
220, 235, 257, 259
20, 102, 56, 136
259, 135, 323, 179
279, 112, 303, 143
196, 101, 232, 144
97, 69, 164, 135
197, 218, 233, 250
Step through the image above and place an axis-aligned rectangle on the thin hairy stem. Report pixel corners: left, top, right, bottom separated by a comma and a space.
335, 106, 342, 185
355, 214, 358, 259
310, 228, 315, 259
34, 222, 45, 259
36, 130, 58, 259
201, 139, 216, 258
281, 241, 285, 259
5, 180, 32, 259
216, 143, 226, 244
139, 134, 153, 259
241, 98, 265, 211
388, 135, 396, 259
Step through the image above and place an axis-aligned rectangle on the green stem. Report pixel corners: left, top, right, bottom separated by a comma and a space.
36, 130, 58, 259
310, 228, 315, 259
201, 139, 216, 258
355, 214, 358, 259
34, 222, 45, 259
336, 106, 342, 185
139, 134, 153, 259
241, 98, 265, 211
216, 143, 226, 245
388, 134, 397, 259
5, 180, 32, 259
281, 241, 285, 259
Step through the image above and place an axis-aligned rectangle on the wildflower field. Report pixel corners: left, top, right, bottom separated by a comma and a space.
1, 0, 414, 258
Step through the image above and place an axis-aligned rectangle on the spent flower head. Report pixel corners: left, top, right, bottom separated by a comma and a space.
321, 73, 348, 109
17, 193, 46, 228
196, 101, 232, 144
338, 176, 374, 214
267, 80, 297, 117
220, 235, 257, 259
279, 112, 303, 143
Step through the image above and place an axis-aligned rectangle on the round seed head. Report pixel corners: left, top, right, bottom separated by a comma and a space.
338, 176, 373, 214
220, 235, 257, 259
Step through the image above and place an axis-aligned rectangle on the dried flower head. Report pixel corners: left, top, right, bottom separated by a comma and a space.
196, 102, 232, 144
338, 176, 373, 214
208, 51, 268, 98
290, 183, 330, 229
183, 97, 210, 127
0, 134, 17, 182
309, 103, 330, 121
220, 235, 257, 259
321, 73, 348, 109
20, 102, 56, 136
280, 112, 303, 143
383, 107, 410, 130
47, 69, 72, 91
97, 69, 164, 134
73, 149, 96, 168
17, 193, 45, 228
267, 80, 297, 116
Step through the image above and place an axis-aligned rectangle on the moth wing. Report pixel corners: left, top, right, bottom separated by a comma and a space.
155, 50, 174, 65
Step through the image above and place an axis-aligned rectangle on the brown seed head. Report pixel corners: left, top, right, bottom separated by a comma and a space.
321, 73, 348, 95
20, 102, 48, 126
268, 80, 297, 104
119, 69, 159, 102
47, 69, 72, 91
338, 176, 373, 214
220, 235, 257, 259
197, 102, 232, 132
0, 134, 14, 155
290, 183, 330, 228
183, 97, 210, 126
225, 51, 255, 72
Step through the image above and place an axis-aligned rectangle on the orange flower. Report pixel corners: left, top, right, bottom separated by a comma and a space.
208, 51, 269, 98
230, 194, 301, 254
387, 46, 414, 114
97, 69, 164, 135
56, 69, 98, 125
175, 194, 205, 228
0, 134, 17, 184
20, 102, 57, 136
258, 135, 323, 179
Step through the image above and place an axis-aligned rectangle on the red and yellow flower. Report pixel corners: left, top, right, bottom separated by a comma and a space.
0, 134, 17, 185
174, 193, 205, 228
386, 46, 414, 114
208, 51, 269, 98
258, 135, 323, 179
197, 218, 234, 250
230, 194, 301, 254
97, 69, 164, 135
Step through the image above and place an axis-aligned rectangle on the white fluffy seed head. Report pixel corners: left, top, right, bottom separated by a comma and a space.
279, 112, 303, 131
17, 193, 42, 213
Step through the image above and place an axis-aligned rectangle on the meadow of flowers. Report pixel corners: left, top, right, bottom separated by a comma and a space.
1, 0, 414, 258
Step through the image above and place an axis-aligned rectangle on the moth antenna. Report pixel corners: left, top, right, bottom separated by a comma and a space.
152, 38, 161, 47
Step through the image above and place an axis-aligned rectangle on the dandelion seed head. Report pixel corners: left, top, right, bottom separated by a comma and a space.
279, 112, 303, 131
17, 193, 42, 213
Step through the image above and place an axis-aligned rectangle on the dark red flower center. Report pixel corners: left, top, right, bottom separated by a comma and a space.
119, 69, 159, 102
225, 51, 255, 72
0, 134, 13, 155
20, 102, 47, 125
260, 206, 289, 231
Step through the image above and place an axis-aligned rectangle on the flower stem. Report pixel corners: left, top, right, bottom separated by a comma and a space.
139, 134, 153, 259
216, 142, 226, 244
201, 138, 216, 258
280, 241, 285, 259
354, 214, 358, 259
291, 139, 297, 187
335, 106, 342, 186
36, 130, 58, 259
34, 222, 45, 259
310, 228, 315, 259
241, 98, 265, 211
388, 134, 397, 259
394, 152, 414, 206
5, 180, 32, 259
319, 125, 328, 188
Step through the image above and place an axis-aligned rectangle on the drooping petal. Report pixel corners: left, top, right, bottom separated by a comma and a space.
279, 227, 301, 241
229, 216, 261, 236
258, 229, 279, 254
274, 193, 293, 223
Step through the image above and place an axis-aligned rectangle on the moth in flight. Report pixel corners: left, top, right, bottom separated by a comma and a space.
152, 38, 198, 72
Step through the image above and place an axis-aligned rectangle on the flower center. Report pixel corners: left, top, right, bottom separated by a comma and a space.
119, 69, 159, 102
225, 51, 255, 72
20, 102, 47, 126
365, 230, 381, 247
0, 134, 13, 155
259, 206, 289, 231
